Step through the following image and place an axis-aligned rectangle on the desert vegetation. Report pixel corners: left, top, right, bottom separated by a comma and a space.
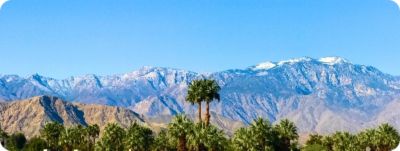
0, 118, 399, 151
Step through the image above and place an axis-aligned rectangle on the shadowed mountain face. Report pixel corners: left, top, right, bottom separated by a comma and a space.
1, 57, 400, 134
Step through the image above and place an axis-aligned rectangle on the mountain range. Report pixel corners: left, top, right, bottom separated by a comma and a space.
1, 57, 400, 135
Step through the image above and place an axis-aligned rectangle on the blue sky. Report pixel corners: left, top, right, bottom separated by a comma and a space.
0, 0, 399, 78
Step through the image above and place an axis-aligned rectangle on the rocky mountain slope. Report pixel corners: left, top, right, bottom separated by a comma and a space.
0, 96, 243, 138
1, 57, 400, 134
0, 96, 145, 138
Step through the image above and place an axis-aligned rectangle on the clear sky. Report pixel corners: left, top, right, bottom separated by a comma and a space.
0, 0, 399, 78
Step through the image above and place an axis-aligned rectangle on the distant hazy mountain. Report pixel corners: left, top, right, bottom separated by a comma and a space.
1, 57, 400, 134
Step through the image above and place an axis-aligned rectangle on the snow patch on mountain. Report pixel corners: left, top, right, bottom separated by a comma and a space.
277, 57, 313, 65
253, 62, 276, 70
318, 57, 349, 65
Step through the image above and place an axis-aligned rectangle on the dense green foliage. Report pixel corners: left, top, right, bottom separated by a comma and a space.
231, 118, 300, 151
23, 137, 47, 151
124, 122, 154, 151
96, 123, 126, 151
40, 122, 64, 150
304, 124, 400, 151
5, 133, 26, 151
0, 118, 399, 151
151, 130, 175, 151
59, 125, 87, 150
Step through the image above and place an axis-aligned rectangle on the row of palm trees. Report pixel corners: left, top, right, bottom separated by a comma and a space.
304, 123, 400, 151
2, 116, 398, 151
0, 122, 100, 151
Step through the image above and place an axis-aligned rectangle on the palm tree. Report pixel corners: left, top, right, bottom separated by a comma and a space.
86, 124, 100, 151
124, 122, 154, 151
97, 123, 126, 151
23, 137, 47, 151
60, 125, 86, 151
187, 123, 227, 151
186, 80, 205, 123
274, 119, 299, 151
232, 127, 252, 151
203, 79, 221, 126
187, 123, 207, 151
305, 134, 324, 146
321, 136, 334, 151
167, 115, 194, 151
249, 118, 276, 150
232, 118, 276, 151
357, 129, 379, 151
331, 132, 359, 151
376, 123, 400, 151
200, 124, 228, 151
40, 122, 65, 150
59, 128, 73, 151
152, 130, 174, 151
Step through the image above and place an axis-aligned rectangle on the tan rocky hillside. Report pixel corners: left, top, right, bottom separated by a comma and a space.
0, 96, 145, 138
0, 96, 244, 138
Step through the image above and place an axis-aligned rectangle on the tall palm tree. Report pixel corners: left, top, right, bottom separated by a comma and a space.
274, 119, 299, 151
168, 115, 194, 151
203, 79, 220, 126
186, 80, 205, 123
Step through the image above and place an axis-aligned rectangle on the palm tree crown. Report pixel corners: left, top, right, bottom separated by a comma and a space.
168, 115, 194, 151
186, 79, 206, 123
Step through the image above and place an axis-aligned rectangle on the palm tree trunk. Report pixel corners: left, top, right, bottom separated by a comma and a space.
205, 102, 210, 126
87, 136, 91, 151
283, 138, 290, 151
201, 144, 207, 151
178, 136, 187, 151
198, 102, 202, 123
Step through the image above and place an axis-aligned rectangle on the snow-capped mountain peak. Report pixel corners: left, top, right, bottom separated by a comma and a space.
253, 61, 277, 70
252, 57, 350, 70
277, 57, 313, 65
318, 57, 349, 65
